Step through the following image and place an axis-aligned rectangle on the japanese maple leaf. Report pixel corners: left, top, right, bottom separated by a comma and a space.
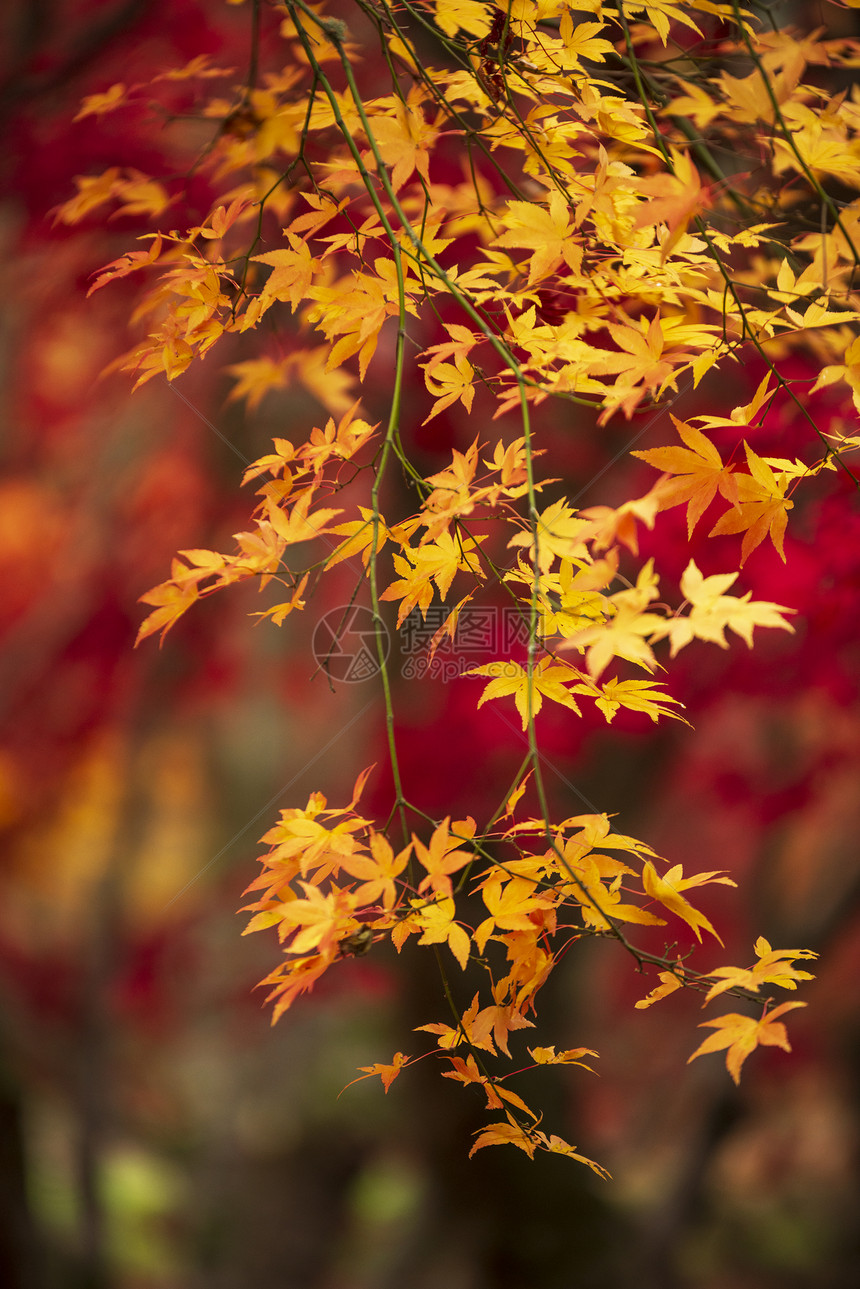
368, 86, 438, 192
642, 861, 736, 943
232, 521, 287, 584
136, 573, 198, 646
581, 482, 663, 555
637, 0, 704, 45
575, 676, 687, 725
262, 953, 332, 1024
413, 896, 472, 969
421, 352, 476, 422
559, 560, 663, 679
441, 1054, 537, 1118
434, 0, 493, 40
264, 490, 342, 546
469, 1116, 536, 1159
563, 855, 667, 933
271, 882, 359, 957
380, 533, 483, 627
74, 81, 128, 121
703, 938, 817, 1004
252, 235, 319, 312
811, 332, 860, 414
634, 969, 684, 1009
241, 437, 296, 483
300, 404, 378, 473
591, 313, 674, 407
418, 991, 495, 1050
325, 507, 391, 571
507, 499, 594, 572
251, 574, 309, 627
651, 559, 795, 656
528, 1046, 599, 1070
421, 439, 482, 538
228, 356, 291, 413
88, 232, 163, 295
633, 148, 709, 258
467, 656, 583, 729
633, 415, 738, 536
494, 188, 584, 284
688, 1002, 807, 1084
532, 1132, 611, 1178
413, 817, 474, 899
474, 873, 557, 951
412, 531, 485, 598
709, 443, 794, 563
340, 833, 413, 910
345, 1051, 412, 1094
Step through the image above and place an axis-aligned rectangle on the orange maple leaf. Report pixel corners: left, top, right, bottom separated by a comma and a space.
633, 415, 739, 536
417, 991, 495, 1050
340, 832, 412, 910
709, 443, 794, 563
135, 566, 199, 646
688, 1002, 807, 1084
469, 1116, 537, 1159
413, 817, 475, 899
344, 1051, 413, 1094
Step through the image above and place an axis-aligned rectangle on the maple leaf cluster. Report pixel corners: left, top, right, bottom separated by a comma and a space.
59, 0, 860, 1169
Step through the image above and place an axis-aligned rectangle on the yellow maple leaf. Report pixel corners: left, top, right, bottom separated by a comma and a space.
641, 861, 736, 943
651, 559, 795, 656
53, 167, 122, 224
264, 491, 342, 546
532, 1131, 611, 1177
326, 507, 390, 571
703, 938, 817, 1004
252, 236, 319, 313
633, 148, 707, 258
467, 657, 583, 729
634, 970, 684, 1009
272, 881, 359, 957
413, 896, 472, 969
495, 189, 584, 284
434, 0, 493, 39
559, 560, 663, 679
421, 352, 476, 422
575, 676, 687, 725
367, 87, 438, 192
380, 533, 484, 626
507, 499, 594, 573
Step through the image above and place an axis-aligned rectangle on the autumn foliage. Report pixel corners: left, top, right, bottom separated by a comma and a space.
50, 0, 860, 1178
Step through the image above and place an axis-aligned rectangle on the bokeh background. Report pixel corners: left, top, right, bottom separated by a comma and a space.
2, 2, 860, 1286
